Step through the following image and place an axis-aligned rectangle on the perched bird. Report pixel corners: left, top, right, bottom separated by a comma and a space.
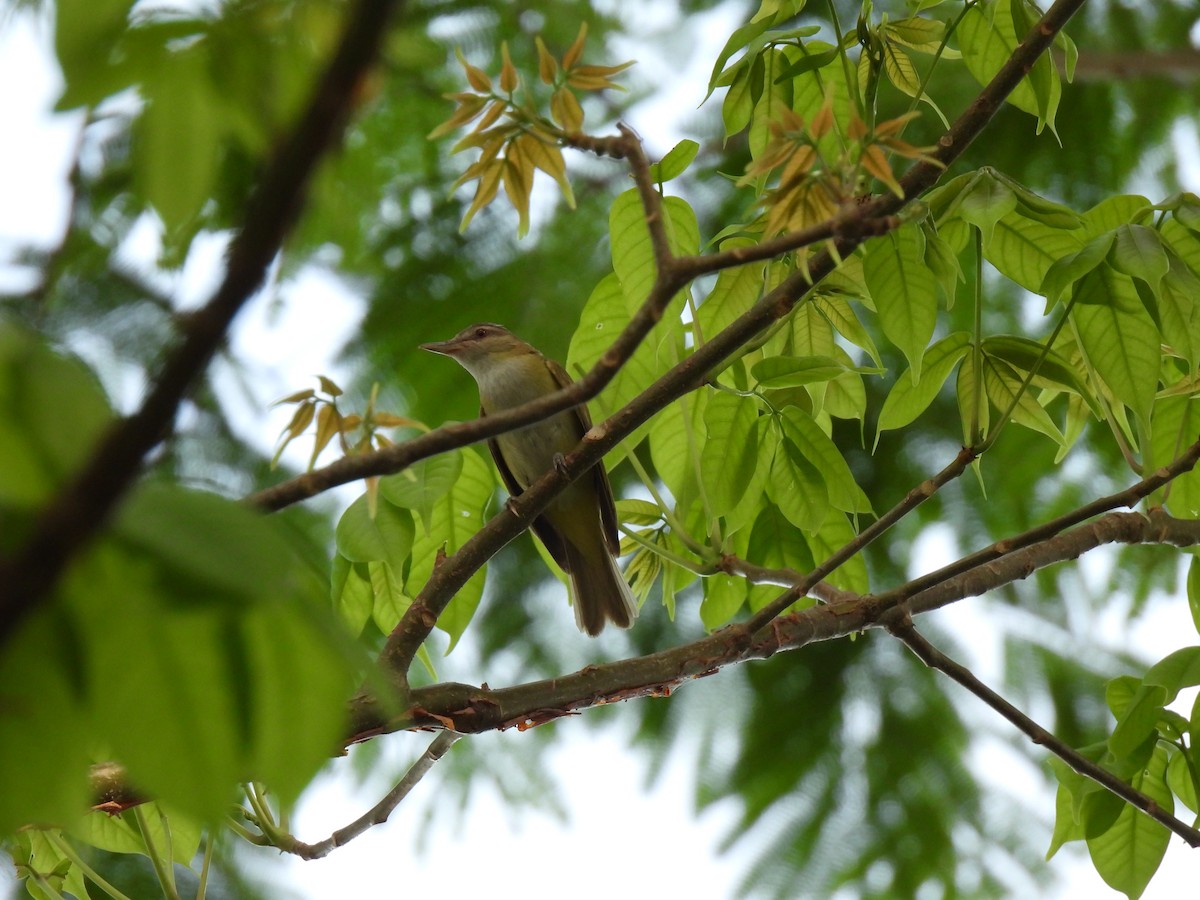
420, 323, 637, 636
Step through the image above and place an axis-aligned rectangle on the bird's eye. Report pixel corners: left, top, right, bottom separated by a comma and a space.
475, 328, 488, 338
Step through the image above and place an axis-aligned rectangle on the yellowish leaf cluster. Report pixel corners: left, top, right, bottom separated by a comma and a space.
429, 23, 634, 236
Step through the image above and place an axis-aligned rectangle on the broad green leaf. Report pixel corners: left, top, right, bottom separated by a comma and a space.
72, 801, 200, 866
569, 273, 673, 448
722, 59, 758, 137
134, 45, 222, 236
331, 554, 373, 635
1148, 397, 1200, 518
726, 417, 780, 532
1086, 745, 1172, 899
1142, 253, 1199, 367
877, 332, 971, 435
981, 355, 1065, 445
696, 240, 767, 342
650, 139, 700, 183
700, 573, 748, 630
982, 335, 1102, 418
610, 190, 700, 310
405, 447, 493, 650
371, 560, 412, 633
804, 507, 868, 594
0, 609, 93, 836
1071, 266, 1160, 422
1041, 232, 1115, 306
745, 502, 816, 613
956, 350, 989, 446
958, 173, 1018, 247
988, 211, 1085, 293
1187, 555, 1200, 638
779, 406, 871, 514
381, 451, 465, 533
0, 327, 114, 510
335, 495, 415, 572
959, 0, 1058, 133
817, 294, 882, 366
1082, 194, 1153, 236
1166, 746, 1198, 814
706, 17, 774, 97
648, 389, 709, 514
1047, 782, 1084, 859
54, 0, 136, 108
766, 419, 828, 533
1142, 646, 1200, 697
863, 226, 937, 380
752, 355, 848, 387
1108, 225, 1169, 297
1009, 0, 1061, 138
749, 48, 794, 159
701, 390, 762, 517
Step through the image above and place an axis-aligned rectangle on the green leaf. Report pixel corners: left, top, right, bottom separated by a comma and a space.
877, 332, 971, 435
0, 610, 93, 836
611, 191, 700, 310
1108, 225, 1169, 297
700, 573, 747, 630
957, 172, 1018, 246
1086, 745, 1172, 899
706, 17, 774, 98
1041, 232, 1115, 306
1047, 782, 1084, 859
701, 390, 762, 518
649, 390, 709, 514
331, 554, 373, 635
381, 451, 464, 533
752, 355, 849, 387
778, 407, 871, 514
335, 495, 415, 571
988, 211, 1085, 293
404, 447, 494, 650
649, 139, 700, 183
956, 350, 989, 446
134, 45, 223, 236
982, 335, 1102, 418
804, 507, 868, 594
1071, 266, 1161, 422
1190, 556, 1200, 636
1148, 397, 1200, 518
981, 354, 1065, 445
696, 241, 767, 342
726, 417, 780, 533
863, 226, 938, 380
766, 418, 828, 533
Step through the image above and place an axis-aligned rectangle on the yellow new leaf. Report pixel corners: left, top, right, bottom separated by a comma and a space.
517, 132, 575, 208
499, 41, 519, 93
535, 36, 558, 84
428, 94, 488, 140
550, 87, 584, 132
456, 47, 492, 92
860, 144, 903, 198
563, 22, 588, 70
460, 158, 504, 231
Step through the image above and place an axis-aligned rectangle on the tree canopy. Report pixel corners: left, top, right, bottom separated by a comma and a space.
3, 0, 1200, 898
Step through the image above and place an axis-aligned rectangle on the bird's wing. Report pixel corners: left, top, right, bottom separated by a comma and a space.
545, 358, 621, 557
484, 406, 570, 570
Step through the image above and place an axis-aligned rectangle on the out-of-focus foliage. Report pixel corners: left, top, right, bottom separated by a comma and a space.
3, 0, 1200, 897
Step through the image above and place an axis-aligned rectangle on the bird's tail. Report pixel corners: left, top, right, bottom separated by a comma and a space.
565, 540, 638, 637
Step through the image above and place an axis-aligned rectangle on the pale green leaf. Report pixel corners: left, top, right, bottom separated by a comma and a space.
863, 226, 938, 380
877, 332, 971, 434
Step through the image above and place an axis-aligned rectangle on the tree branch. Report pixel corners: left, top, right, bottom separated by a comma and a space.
271, 732, 462, 860
0, 0, 406, 648
375, 0, 1090, 679
887, 620, 1200, 848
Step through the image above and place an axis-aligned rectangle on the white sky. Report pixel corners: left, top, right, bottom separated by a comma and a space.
1, 6, 1198, 899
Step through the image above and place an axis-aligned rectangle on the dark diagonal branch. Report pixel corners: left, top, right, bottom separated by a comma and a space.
346, 509, 1200, 743
888, 620, 1200, 848
0, 0, 406, 648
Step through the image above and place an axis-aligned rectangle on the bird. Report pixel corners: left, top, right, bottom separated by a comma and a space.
420, 323, 637, 636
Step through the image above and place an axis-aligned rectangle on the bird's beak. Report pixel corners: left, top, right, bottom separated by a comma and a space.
419, 339, 459, 356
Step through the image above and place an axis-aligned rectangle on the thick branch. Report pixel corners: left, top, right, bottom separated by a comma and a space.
0, 0, 405, 647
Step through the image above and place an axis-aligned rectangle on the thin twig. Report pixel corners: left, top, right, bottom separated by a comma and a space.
273, 731, 462, 860
888, 619, 1200, 848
